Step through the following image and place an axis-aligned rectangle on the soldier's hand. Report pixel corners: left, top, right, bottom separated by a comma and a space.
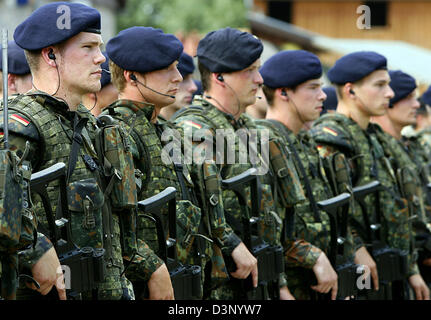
310, 252, 338, 300
354, 246, 379, 291
148, 263, 174, 300
279, 286, 296, 300
28, 247, 66, 300
230, 242, 258, 287
408, 274, 430, 300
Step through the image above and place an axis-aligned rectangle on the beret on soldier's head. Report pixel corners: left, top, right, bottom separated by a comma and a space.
14, 2, 101, 51
321, 86, 338, 115
177, 52, 195, 78
106, 27, 183, 74
421, 86, 431, 106
389, 70, 417, 106
100, 52, 111, 88
0, 41, 30, 75
259, 50, 322, 89
328, 51, 387, 85
197, 27, 263, 73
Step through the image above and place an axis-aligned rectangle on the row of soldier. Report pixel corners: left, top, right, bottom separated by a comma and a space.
1, 1, 430, 300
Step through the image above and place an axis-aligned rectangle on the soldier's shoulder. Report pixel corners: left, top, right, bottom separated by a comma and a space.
310, 114, 354, 152
0, 110, 40, 141
172, 106, 214, 132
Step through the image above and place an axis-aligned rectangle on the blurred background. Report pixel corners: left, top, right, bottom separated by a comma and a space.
1, 0, 430, 91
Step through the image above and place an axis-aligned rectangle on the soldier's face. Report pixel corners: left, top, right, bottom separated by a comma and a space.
287, 78, 326, 122
174, 74, 198, 109
57, 32, 105, 95
140, 61, 183, 108
353, 70, 394, 116
388, 91, 420, 127
224, 59, 263, 110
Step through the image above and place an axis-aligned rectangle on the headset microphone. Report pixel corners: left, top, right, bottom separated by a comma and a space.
130, 74, 175, 99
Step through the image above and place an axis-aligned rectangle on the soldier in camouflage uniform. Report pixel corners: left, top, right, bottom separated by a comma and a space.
172, 27, 295, 300
102, 27, 235, 300
371, 70, 430, 298
311, 51, 419, 299
6, 2, 134, 300
257, 50, 361, 300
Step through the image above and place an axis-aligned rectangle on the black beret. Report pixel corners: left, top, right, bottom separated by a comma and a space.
321, 86, 338, 115
389, 70, 417, 106
421, 86, 431, 106
100, 52, 111, 88
260, 50, 322, 89
0, 41, 30, 75
177, 52, 195, 78
197, 27, 263, 73
328, 51, 387, 85
106, 27, 183, 74
14, 2, 101, 51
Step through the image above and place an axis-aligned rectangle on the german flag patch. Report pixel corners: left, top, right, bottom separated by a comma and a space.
182, 120, 202, 129
10, 114, 30, 127
322, 127, 338, 136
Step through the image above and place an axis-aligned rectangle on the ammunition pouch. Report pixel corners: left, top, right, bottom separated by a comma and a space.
67, 179, 104, 248
372, 241, 408, 282
96, 115, 137, 209
0, 150, 36, 252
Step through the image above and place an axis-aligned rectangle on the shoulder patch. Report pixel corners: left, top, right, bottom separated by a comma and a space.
10, 114, 30, 127
322, 126, 338, 136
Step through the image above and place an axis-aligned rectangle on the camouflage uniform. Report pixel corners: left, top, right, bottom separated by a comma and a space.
311, 114, 419, 295
172, 96, 289, 299
257, 119, 356, 299
2, 92, 131, 300
102, 99, 233, 299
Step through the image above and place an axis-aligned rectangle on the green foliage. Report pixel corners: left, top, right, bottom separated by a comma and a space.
117, 0, 249, 34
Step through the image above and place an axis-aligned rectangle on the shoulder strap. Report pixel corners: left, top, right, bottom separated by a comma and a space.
267, 119, 321, 222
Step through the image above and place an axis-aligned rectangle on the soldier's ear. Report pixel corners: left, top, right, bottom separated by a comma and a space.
7, 74, 17, 92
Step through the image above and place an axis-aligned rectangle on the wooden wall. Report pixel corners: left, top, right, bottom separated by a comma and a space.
254, 1, 431, 50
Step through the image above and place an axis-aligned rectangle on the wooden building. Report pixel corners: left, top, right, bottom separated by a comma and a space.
253, 1, 431, 51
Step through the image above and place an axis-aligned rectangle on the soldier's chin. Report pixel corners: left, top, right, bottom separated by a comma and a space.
88, 83, 102, 93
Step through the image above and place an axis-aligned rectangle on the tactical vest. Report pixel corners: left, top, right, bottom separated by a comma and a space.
257, 119, 333, 254
313, 114, 411, 252
7, 94, 125, 299
103, 102, 209, 267
173, 101, 281, 246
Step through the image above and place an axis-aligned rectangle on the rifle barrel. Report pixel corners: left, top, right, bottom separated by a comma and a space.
2, 28, 8, 149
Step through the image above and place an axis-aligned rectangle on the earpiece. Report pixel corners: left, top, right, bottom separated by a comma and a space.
349, 89, 355, 95
217, 74, 224, 82
48, 49, 56, 60
130, 74, 137, 81
281, 90, 287, 97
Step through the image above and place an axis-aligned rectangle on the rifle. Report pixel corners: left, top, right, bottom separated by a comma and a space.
221, 168, 284, 300
137, 187, 202, 300
352, 181, 408, 299
316, 192, 360, 299
0, 28, 35, 300
30, 163, 106, 299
